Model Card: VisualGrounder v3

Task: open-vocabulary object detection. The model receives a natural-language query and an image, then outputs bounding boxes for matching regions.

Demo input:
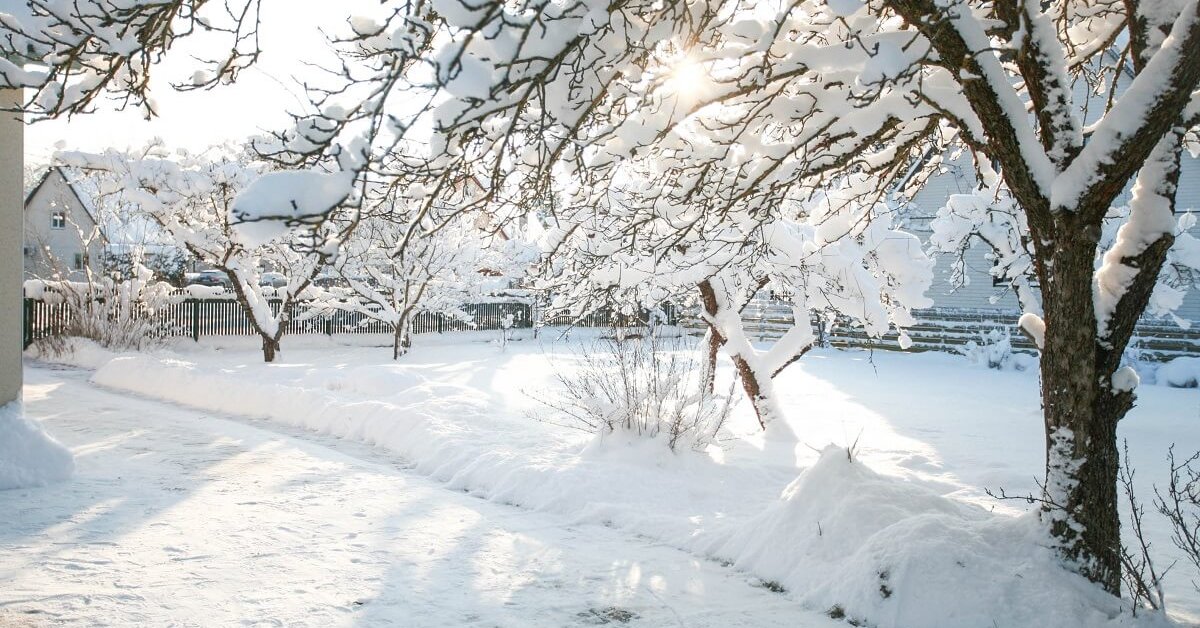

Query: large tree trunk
[1038,231,1119,592]
[1040,231,1172,595]
[1037,136,1181,594]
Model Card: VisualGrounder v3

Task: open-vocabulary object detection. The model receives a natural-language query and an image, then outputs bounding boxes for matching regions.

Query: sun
[664,56,709,100]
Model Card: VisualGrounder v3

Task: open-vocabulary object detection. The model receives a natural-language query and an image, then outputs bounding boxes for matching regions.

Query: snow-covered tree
[535,178,933,429]
[61,144,354,362]
[312,206,527,359]
[851,0,1200,593]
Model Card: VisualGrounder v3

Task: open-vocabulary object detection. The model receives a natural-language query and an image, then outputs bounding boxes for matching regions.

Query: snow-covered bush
[26,262,177,354]
[1155,357,1200,388]
[532,331,733,452]
[959,328,1036,371]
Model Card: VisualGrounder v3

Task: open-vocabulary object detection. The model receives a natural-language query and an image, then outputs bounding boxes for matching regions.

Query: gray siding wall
[24,168,104,281]
[907,155,1200,325]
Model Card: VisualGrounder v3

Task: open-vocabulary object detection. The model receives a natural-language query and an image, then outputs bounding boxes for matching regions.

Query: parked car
[313,275,349,289]
[186,269,232,290]
[259,272,288,288]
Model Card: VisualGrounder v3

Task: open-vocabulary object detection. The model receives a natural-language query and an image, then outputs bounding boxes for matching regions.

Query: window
[50,211,66,230]
[73,253,84,270]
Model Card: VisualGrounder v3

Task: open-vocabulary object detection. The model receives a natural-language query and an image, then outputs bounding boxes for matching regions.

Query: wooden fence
[22,297,679,349]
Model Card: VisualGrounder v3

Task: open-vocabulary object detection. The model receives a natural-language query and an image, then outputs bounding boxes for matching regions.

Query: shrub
[960,328,1036,371]
[532,328,733,451]
[28,263,177,354]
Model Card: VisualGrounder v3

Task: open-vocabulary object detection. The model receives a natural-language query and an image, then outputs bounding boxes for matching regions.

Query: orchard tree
[312,207,529,359]
[848,0,1200,592]
[61,144,355,361]
[536,180,933,429]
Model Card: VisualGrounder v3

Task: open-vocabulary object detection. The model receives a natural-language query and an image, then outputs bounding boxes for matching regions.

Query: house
[902,154,1200,327]
[23,166,106,281]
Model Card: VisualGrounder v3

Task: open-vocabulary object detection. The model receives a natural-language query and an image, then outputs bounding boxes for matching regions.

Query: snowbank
[1156,356,1200,388]
[24,337,121,370]
[708,446,1132,628]
[88,352,1170,628]
[0,401,74,490]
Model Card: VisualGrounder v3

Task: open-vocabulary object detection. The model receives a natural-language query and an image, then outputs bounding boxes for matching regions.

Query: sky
[18,1,362,166]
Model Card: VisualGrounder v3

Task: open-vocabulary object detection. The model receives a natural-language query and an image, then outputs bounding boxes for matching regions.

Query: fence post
[325,315,333,336]
[191,300,201,342]
[22,298,32,349]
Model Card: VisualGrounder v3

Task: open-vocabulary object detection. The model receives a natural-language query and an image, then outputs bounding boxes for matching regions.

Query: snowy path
[0,365,834,628]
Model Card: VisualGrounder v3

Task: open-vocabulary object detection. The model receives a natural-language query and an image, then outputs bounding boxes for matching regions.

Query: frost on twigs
[0,0,264,118]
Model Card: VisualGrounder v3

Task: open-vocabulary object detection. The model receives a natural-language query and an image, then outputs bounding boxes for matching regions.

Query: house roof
[24,166,102,230]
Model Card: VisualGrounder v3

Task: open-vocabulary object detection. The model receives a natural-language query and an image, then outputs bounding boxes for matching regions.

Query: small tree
[312,209,524,359]
[62,145,354,362]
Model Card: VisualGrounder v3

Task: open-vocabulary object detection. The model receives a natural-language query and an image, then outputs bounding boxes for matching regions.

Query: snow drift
[90,353,1173,628]
[0,401,74,490]
[707,446,1137,628]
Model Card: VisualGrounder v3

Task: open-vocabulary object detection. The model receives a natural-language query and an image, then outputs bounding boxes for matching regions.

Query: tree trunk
[697,279,775,428]
[261,334,280,363]
[702,327,721,393]
[730,353,774,429]
[393,311,413,360]
[1038,230,1119,593]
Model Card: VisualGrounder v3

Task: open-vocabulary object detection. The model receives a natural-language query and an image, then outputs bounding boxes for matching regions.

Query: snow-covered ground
[11,330,1200,627]
[2,363,837,627]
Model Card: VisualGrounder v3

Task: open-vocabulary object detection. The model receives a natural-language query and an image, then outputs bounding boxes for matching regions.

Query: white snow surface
[4,364,830,627]
[0,399,73,491]
[36,331,1194,627]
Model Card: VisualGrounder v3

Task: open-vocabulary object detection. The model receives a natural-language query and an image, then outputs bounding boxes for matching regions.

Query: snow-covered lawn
[2,363,833,627]
[12,330,1200,627]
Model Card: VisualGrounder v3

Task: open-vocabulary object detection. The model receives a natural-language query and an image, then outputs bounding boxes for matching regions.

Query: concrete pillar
[0,87,22,406]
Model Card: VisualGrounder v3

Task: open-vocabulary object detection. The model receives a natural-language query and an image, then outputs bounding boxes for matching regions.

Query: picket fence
[25,293,1199,361]
[22,296,679,349]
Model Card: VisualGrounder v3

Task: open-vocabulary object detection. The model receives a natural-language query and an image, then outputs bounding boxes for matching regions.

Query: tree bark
[702,328,721,393]
[1037,229,1119,591]
[697,279,774,428]
[698,282,723,394]
[261,334,280,363]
